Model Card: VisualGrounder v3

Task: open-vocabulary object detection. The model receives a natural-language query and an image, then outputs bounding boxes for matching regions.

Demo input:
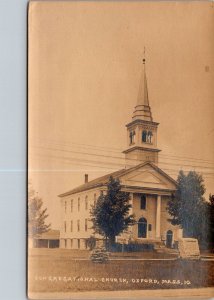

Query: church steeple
[123,54,161,168]
[132,56,153,122]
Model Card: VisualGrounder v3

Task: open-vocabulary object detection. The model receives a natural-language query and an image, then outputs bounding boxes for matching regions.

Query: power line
[30,152,214,178]
[30,144,214,171]
[30,153,122,171]
[30,137,214,165]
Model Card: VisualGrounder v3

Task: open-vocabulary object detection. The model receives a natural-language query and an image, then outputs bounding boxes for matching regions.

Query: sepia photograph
[28,1,214,298]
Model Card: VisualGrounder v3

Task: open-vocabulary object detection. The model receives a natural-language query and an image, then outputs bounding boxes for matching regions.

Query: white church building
[58,58,183,250]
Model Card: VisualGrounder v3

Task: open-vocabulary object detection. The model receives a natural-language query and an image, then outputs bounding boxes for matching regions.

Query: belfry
[123,58,161,167]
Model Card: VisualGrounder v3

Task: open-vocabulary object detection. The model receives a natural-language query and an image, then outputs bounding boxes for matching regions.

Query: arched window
[147,131,153,143]
[142,130,147,142]
[166,230,173,248]
[138,217,147,238]
[140,195,147,210]
[129,131,136,144]
[133,131,135,142]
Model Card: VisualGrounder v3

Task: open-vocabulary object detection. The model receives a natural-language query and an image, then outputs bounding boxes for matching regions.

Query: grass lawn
[28,249,214,293]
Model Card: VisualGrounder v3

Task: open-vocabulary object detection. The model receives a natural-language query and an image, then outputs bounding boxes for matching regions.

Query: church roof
[58,162,177,197]
[58,169,126,197]
[132,58,153,122]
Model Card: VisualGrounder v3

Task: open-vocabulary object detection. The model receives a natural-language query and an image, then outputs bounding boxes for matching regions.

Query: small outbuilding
[33,230,60,248]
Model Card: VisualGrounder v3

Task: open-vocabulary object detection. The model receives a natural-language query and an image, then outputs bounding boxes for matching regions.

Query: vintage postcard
[28,1,214,298]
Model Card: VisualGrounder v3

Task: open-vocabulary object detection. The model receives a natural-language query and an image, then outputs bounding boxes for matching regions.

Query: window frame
[78,198,80,211]
[85,196,88,210]
[94,193,97,206]
[64,201,67,214]
[85,219,88,232]
[70,199,73,212]
[77,219,80,232]
[140,194,147,210]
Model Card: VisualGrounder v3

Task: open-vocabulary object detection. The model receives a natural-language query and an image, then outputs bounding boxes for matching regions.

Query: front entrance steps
[154,240,179,255]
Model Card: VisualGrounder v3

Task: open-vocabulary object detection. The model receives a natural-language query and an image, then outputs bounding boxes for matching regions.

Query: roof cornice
[123,146,161,154]
[58,183,105,198]
[126,119,159,128]
[58,162,177,198]
[120,184,176,194]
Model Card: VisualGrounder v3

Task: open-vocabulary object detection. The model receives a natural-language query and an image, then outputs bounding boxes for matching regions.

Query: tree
[90,176,135,245]
[207,194,214,248]
[28,183,51,238]
[167,170,208,245]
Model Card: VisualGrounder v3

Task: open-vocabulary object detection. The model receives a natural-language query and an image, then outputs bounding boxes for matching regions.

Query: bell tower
[123,55,161,168]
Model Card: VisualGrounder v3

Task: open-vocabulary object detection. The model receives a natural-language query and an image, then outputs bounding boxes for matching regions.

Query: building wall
[130,194,180,244]
[125,149,158,167]
[60,188,101,249]
[160,196,181,243]
[132,193,157,239]
[59,190,180,249]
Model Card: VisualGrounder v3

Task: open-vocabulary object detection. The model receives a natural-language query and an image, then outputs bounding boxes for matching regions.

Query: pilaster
[156,195,161,238]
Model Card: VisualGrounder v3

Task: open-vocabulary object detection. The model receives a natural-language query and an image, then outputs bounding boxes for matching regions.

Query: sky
[28,1,214,229]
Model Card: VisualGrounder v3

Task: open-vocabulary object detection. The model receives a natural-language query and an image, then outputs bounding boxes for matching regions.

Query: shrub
[86,236,96,250]
[90,247,109,263]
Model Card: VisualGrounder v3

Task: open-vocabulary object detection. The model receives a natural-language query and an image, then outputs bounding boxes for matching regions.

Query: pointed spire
[132,50,153,122]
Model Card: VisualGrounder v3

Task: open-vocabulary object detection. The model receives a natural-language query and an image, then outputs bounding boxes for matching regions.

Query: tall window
[85,219,88,232]
[142,130,153,143]
[138,217,147,238]
[64,201,67,213]
[70,199,73,212]
[94,193,97,206]
[70,220,73,232]
[77,220,80,232]
[142,130,147,142]
[78,198,80,211]
[85,196,88,210]
[64,221,66,232]
[140,195,147,210]
[129,130,135,144]
[147,131,153,143]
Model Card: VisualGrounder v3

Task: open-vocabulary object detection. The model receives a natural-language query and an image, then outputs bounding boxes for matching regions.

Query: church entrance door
[138,217,147,238]
[166,230,173,248]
